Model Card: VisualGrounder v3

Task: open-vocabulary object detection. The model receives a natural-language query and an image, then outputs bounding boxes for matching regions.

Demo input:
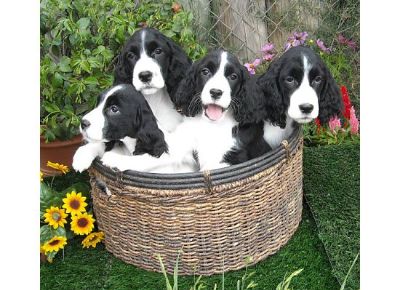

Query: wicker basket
[88,127,303,276]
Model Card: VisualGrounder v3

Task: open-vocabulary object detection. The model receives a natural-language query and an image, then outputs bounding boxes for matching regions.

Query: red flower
[341,85,352,120]
[315,118,321,134]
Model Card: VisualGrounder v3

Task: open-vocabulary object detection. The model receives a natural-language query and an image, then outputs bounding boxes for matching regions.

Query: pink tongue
[205,105,223,121]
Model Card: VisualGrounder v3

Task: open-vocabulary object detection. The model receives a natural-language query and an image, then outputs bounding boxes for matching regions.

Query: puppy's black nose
[299,103,314,114]
[138,71,152,83]
[210,89,223,100]
[81,119,90,130]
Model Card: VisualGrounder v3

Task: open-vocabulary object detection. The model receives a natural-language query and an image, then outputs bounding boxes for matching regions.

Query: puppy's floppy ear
[257,58,288,128]
[113,51,132,85]
[173,64,200,117]
[318,65,343,124]
[234,67,267,124]
[133,105,168,157]
[164,36,192,103]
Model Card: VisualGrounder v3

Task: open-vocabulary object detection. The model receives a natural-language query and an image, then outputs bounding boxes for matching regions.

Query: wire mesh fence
[180,0,359,62]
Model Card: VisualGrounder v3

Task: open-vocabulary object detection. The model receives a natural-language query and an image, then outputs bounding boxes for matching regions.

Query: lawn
[41,143,359,290]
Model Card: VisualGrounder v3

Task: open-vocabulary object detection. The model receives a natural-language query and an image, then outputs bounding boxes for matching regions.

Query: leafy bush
[40,0,207,142]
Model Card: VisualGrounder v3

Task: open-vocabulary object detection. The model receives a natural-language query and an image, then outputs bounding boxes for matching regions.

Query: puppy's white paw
[72,147,95,172]
[101,151,131,171]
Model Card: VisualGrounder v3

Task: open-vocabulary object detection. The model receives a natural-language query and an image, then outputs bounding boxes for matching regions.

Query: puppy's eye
[201,68,210,76]
[229,73,238,80]
[285,76,295,83]
[313,76,322,84]
[127,52,136,59]
[109,105,119,114]
[154,48,162,55]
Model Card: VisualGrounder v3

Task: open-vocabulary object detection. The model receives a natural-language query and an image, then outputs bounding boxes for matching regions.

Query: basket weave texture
[88,129,303,276]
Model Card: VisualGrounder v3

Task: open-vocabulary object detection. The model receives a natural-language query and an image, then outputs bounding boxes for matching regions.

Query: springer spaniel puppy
[258,45,343,149]
[101,50,265,173]
[72,84,168,172]
[114,28,192,133]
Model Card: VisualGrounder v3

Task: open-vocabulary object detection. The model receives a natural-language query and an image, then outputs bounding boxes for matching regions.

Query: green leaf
[40,224,67,244]
[59,56,72,72]
[77,17,90,31]
[53,226,67,238]
[43,130,56,142]
[171,21,182,33]
[43,102,59,113]
[80,60,91,73]
[40,183,63,217]
[60,182,91,197]
[40,225,53,243]
[83,76,99,85]
[163,30,175,38]
[93,45,105,54]
[51,72,64,88]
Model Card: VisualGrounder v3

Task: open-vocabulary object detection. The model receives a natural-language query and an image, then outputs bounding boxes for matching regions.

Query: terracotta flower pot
[40,134,83,176]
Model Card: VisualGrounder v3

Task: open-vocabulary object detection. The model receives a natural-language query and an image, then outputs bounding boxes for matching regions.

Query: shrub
[40,0,207,142]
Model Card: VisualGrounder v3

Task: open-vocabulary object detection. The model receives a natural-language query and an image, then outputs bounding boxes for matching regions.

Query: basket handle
[280,140,291,162]
[93,177,113,201]
[203,170,213,194]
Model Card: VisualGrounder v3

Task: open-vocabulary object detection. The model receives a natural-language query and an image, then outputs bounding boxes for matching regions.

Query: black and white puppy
[72,84,168,172]
[258,45,343,148]
[101,50,263,173]
[114,28,192,133]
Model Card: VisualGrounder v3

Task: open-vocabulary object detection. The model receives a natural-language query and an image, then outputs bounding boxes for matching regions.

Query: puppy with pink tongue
[205,104,224,121]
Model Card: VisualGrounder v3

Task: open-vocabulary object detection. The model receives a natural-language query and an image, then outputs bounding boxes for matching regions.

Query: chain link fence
[180,0,359,61]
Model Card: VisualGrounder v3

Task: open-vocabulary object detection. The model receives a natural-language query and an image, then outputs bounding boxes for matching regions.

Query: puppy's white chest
[194,115,238,168]
[263,118,293,149]
[144,89,183,133]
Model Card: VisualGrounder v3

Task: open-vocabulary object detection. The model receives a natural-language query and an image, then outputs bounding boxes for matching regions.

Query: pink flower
[338,34,357,51]
[261,43,275,61]
[244,58,261,75]
[261,43,274,53]
[328,116,341,133]
[349,106,359,134]
[285,31,308,51]
[316,39,332,53]
[263,53,275,62]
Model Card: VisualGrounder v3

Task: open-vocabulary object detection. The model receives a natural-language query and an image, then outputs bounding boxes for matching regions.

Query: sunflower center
[51,212,61,222]
[77,218,88,227]
[49,239,60,246]
[70,199,81,210]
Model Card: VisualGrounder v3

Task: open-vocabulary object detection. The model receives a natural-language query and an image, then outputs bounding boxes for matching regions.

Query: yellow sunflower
[62,191,87,215]
[82,231,105,249]
[71,212,95,235]
[46,161,70,174]
[43,206,68,229]
[40,171,44,182]
[42,236,67,253]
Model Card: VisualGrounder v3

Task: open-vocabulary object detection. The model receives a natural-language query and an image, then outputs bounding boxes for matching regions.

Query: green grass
[304,144,360,289]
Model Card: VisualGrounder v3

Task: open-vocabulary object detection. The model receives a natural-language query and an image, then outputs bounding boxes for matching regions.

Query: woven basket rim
[91,126,301,189]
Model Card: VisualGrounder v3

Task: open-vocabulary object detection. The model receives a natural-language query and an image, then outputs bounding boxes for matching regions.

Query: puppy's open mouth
[204,104,226,121]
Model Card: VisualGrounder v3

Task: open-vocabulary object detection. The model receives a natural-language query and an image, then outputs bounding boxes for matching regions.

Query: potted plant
[40,0,207,175]
[40,0,116,175]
